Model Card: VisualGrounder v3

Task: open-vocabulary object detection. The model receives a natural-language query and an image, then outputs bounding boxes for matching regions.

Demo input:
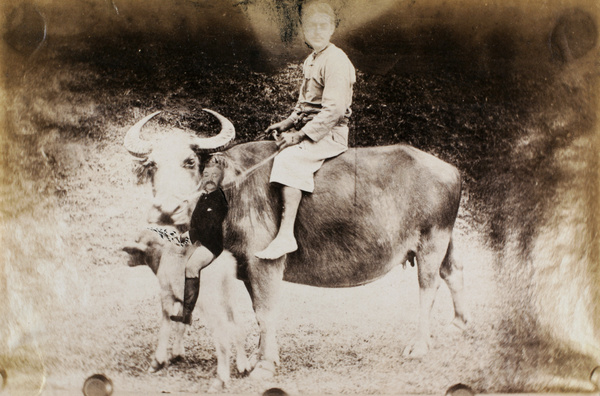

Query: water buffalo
[123,228,251,391]
[124,109,470,380]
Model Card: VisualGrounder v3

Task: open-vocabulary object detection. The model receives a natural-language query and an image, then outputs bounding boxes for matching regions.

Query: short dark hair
[300,1,336,26]
[204,155,225,171]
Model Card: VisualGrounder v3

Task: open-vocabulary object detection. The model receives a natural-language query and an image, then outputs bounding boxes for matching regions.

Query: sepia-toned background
[1,0,598,394]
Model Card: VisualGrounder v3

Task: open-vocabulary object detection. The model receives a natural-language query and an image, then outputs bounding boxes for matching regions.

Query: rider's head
[201,157,225,193]
[300,1,336,52]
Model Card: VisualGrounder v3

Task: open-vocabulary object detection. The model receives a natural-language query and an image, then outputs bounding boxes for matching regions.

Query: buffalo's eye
[183,157,196,169]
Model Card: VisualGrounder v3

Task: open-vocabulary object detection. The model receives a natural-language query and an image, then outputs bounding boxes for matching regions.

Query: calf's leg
[152,247,186,371]
[208,322,234,392]
[233,314,251,374]
[151,299,177,372]
[201,251,250,391]
[171,320,186,361]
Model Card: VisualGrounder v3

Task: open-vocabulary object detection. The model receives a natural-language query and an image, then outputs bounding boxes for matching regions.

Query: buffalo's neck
[223,145,281,269]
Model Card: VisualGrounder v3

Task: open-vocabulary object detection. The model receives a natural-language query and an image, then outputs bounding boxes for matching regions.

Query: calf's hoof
[149,358,167,373]
[236,356,252,375]
[249,360,276,381]
[207,378,227,393]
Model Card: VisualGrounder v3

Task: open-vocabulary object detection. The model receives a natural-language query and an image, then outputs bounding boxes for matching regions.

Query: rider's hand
[276,131,306,150]
[179,231,190,245]
[265,119,294,138]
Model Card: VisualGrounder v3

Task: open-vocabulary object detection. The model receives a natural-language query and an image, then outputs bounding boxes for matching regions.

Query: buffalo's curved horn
[192,109,236,153]
[123,111,161,157]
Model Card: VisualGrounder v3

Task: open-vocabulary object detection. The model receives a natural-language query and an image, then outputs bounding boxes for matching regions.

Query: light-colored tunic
[270,43,356,192]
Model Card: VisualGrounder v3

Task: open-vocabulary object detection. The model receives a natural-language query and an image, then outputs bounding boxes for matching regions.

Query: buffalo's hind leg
[439,238,471,330]
[403,228,449,358]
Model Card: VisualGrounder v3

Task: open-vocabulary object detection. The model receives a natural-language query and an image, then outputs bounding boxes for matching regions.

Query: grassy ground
[1,1,599,394]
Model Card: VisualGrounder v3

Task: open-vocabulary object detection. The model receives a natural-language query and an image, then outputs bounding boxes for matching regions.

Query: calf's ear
[122,242,163,275]
[122,243,149,267]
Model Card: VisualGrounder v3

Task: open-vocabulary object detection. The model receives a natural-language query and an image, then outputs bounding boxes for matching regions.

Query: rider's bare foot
[255,237,298,260]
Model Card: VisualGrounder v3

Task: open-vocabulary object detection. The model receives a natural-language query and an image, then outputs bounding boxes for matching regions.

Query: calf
[123,229,250,391]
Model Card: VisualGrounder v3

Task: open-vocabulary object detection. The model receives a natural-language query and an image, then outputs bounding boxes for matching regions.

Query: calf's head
[124,109,235,227]
[122,229,165,274]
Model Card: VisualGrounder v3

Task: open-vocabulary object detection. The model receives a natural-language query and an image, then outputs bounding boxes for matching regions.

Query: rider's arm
[301,55,355,142]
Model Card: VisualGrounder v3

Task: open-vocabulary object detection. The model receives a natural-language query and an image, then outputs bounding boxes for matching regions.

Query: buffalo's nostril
[158,213,174,225]
[150,196,188,224]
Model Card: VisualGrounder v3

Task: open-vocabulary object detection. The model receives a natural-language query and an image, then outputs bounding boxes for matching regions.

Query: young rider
[256,1,356,260]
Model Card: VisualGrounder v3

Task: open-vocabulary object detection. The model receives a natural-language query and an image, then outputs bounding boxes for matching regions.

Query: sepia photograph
[1,0,599,395]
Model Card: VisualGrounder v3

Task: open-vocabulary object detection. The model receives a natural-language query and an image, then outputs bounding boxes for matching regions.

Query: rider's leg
[170,245,215,324]
[255,186,302,260]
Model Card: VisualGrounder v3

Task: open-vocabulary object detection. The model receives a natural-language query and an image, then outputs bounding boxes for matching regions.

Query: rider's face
[302,13,335,52]
[201,167,224,193]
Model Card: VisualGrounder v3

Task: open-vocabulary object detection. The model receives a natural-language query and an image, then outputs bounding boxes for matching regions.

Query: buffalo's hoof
[249,360,276,381]
[149,359,167,373]
[402,339,429,358]
[207,378,227,393]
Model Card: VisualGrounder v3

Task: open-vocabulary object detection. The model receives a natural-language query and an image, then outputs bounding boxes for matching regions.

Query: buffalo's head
[123,109,235,228]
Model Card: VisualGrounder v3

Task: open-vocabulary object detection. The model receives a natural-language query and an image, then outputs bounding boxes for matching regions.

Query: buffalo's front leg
[248,257,285,380]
